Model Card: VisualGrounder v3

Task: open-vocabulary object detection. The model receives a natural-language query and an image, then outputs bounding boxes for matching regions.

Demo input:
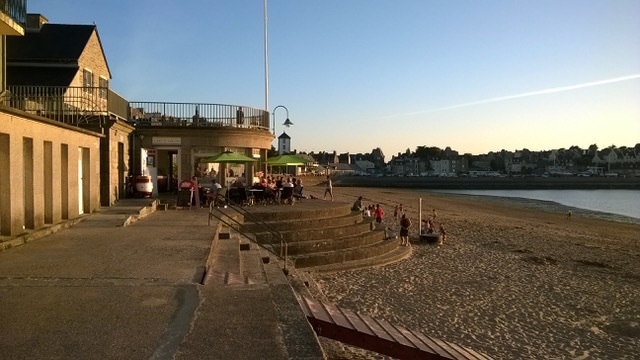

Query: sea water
[431,189,640,220]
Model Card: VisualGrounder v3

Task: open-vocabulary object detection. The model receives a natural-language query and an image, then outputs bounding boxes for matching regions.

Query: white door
[78,148,84,214]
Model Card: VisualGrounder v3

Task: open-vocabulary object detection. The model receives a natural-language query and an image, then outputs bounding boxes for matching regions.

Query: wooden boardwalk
[299,296,494,360]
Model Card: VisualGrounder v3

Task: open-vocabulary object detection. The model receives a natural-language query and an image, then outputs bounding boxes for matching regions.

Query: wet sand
[304,186,640,360]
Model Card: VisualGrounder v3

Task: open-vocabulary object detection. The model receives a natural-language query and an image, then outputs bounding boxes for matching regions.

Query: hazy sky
[30,0,639,156]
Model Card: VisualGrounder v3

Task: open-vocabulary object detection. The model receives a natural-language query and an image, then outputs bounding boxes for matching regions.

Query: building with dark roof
[1,6,106,237]
[1,8,273,237]
[8,17,111,87]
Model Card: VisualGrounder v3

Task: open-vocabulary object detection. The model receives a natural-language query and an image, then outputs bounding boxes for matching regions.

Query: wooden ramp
[299,296,494,360]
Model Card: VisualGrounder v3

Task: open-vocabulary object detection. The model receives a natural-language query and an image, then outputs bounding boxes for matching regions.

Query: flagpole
[263,0,269,112]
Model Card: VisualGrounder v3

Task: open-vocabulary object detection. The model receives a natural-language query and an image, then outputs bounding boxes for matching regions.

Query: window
[99,77,109,99]
[83,69,94,92]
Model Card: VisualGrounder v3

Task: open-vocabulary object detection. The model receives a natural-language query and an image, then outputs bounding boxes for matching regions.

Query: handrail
[128,101,270,130]
[208,201,289,274]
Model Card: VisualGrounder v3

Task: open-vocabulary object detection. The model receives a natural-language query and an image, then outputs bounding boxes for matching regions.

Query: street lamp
[272,105,292,135]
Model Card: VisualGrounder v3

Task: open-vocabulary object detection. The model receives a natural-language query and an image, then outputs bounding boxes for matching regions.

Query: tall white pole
[419,198,423,234]
[263,0,269,112]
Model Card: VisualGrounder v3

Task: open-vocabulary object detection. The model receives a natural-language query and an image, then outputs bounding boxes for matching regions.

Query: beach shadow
[521,255,557,265]
[574,259,611,269]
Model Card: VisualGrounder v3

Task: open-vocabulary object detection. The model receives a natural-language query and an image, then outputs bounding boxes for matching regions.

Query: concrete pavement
[0,199,324,359]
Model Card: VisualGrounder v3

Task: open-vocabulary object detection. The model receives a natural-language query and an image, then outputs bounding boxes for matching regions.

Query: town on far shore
[282,143,640,178]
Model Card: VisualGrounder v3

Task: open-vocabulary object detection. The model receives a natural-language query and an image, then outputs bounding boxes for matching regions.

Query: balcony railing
[0,0,27,25]
[4,86,270,131]
[6,85,129,125]
[129,102,270,130]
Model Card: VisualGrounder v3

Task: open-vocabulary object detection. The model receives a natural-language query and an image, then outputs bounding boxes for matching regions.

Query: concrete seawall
[334,175,640,190]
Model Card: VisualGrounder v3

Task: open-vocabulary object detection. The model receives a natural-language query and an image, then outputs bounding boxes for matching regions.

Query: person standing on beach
[439,224,446,245]
[323,175,333,201]
[393,204,399,221]
[432,208,438,220]
[374,204,384,224]
[400,214,411,246]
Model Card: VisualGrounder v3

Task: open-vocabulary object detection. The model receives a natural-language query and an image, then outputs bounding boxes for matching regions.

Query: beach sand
[302,186,640,360]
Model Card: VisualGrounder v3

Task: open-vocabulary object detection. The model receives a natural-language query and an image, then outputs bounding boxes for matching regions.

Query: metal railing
[0,0,27,25]
[129,102,270,130]
[208,200,289,274]
[6,85,129,124]
[5,86,271,131]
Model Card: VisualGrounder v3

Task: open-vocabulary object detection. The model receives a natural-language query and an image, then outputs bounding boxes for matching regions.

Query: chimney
[25,14,48,32]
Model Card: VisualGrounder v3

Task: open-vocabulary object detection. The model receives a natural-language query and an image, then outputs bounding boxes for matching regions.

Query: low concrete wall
[335,175,640,190]
[0,106,102,236]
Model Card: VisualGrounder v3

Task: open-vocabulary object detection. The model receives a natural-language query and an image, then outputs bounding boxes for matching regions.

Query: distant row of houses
[289,144,640,177]
[388,144,640,176]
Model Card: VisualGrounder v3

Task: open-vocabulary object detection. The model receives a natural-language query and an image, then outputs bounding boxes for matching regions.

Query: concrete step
[244,203,353,222]
[270,219,373,243]
[303,243,412,273]
[245,211,364,234]
[240,241,268,285]
[284,229,385,256]
[205,227,240,276]
[291,238,403,269]
[203,228,268,286]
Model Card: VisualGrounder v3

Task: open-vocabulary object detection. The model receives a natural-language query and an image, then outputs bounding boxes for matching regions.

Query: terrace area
[129,101,270,130]
[5,85,270,131]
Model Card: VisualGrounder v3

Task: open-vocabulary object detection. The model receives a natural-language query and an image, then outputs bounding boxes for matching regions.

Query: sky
[29,0,640,157]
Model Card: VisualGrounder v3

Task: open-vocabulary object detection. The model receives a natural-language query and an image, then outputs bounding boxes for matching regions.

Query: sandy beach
[302,185,640,360]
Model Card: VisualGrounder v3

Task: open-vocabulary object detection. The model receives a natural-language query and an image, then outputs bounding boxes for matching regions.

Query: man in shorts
[323,175,333,201]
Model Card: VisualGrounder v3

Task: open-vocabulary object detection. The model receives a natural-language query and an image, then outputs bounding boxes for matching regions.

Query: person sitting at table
[281,177,294,204]
[266,176,276,190]
[231,178,244,188]
[263,186,276,203]
[283,177,294,188]
[274,176,283,201]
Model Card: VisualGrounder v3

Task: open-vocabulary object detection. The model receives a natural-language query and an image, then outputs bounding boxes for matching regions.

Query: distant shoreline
[333,175,640,190]
[430,192,640,225]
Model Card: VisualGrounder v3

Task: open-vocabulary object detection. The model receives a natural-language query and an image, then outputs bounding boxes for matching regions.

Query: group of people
[352,198,447,246]
[251,175,304,204]
[358,203,385,224]
[421,208,446,245]
[352,200,408,244]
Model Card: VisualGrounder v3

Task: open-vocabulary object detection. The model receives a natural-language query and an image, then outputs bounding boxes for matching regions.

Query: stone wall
[0,106,102,236]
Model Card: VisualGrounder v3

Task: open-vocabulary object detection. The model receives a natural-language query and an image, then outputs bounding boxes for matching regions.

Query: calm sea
[431,189,640,220]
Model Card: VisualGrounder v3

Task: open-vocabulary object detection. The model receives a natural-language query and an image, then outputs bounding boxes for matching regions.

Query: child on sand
[438,224,446,245]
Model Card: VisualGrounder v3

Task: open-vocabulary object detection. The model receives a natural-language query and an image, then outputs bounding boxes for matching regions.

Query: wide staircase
[205,201,494,359]
[192,222,325,360]
[238,201,411,272]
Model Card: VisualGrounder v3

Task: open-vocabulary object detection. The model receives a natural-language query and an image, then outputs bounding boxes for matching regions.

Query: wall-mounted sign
[152,137,181,145]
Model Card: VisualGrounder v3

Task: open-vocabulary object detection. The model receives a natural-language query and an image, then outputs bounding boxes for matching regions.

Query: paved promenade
[0,199,324,360]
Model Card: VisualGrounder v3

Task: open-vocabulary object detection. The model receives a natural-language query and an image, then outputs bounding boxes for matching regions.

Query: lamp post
[272,105,292,136]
